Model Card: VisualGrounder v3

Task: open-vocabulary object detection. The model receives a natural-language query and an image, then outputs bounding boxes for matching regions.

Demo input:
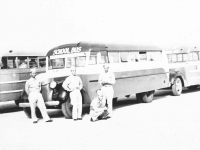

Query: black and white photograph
[0,0,200,150]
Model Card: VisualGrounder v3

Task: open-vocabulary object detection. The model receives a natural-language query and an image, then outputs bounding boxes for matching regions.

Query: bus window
[38,57,46,68]
[76,56,86,67]
[129,52,138,62]
[7,57,17,69]
[177,54,183,62]
[167,54,172,63]
[89,56,97,65]
[120,52,128,63]
[172,54,177,62]
[193,52,198,61]
[50,58,65,69]
[183,54,188,62]
[189,52,198,61]
[29,56,38,68]
[109,52,119,63]
[18,57,28,68]
[139,52,147,61]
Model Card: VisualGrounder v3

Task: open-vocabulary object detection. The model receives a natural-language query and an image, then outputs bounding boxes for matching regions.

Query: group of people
[25,63,115,123]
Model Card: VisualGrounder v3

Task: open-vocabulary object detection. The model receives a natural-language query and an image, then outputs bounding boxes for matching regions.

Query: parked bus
[19,42,172,118]
[0,50,46,105]
[166,46,200,95]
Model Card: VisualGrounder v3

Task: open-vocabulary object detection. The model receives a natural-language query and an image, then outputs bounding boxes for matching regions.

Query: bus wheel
[23,107,42,119]
[136,91,154,103]
[172,77,182,96]
[61,97,72,119]
[141,90,155,103]
[187,85,199,90]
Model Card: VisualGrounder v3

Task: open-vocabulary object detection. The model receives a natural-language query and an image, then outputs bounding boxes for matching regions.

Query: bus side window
[18,57,28,68]
[193,52,198,61]
[38,57,46,68]
[139,52,147,61]
[177,54,183,62]
[120,52,128,63]
[129,52,138,62]
[183,54,188,62]
[29,57,38,68]
[89,55,97,65]
[172,54,177,62]
[7,57,17,69]
[167,54,172,63]
[147,52,154,61]
[108,52,119,63]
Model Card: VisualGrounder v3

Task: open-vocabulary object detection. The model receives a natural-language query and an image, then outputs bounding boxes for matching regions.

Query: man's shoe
[46,119,53,122]
[90,118,96,122]
[78,118,82,120]
[33,121,38,123]
[74,119,78,121]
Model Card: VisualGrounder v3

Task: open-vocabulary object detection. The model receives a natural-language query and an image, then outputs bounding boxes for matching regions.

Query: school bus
[0,50,46,105]
[166,46,200,95]
[18,42,172,118]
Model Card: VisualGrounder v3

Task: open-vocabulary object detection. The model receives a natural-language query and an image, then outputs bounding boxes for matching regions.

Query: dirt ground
[0,88,200,150]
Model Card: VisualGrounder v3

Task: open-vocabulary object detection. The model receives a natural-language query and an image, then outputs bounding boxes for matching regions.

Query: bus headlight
[50,81,57,89]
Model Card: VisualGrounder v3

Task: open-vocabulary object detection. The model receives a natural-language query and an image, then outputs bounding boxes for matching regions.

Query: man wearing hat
[25,68,52,123]
[90,89,108,122]
[62,66,83,121]
[98,63,116,118]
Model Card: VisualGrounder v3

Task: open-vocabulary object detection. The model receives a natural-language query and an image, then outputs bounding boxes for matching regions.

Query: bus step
[19,101,60,107]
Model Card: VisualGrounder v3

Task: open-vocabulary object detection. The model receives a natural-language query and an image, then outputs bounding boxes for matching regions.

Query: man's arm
[79,77,83,90]
[62,78,71,91]
[25,81,30,95]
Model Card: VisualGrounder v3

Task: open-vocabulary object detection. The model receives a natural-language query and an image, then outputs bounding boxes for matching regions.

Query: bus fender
[170,75,185,87]
[20,89,28,102]
[57,88,69,102]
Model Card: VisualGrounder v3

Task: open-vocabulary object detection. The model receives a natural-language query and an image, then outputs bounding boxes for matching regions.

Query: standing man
[62,66,83,121]
[98,63,116,118]
[25,68,52,123]
[90,89,108,122]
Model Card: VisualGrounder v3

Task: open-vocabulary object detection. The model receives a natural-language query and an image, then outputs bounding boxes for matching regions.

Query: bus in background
[0,50,46,105]
[166,46,200,95]
[19,42,171,119]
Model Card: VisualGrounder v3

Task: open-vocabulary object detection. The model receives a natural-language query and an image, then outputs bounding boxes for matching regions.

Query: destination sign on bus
[53,47,82,55]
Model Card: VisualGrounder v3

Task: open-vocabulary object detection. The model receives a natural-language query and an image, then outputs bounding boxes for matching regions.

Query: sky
[0,0,200,55]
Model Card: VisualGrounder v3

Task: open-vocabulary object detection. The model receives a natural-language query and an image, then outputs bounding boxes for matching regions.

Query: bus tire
[172,77,182,96]
[136,91,154,103]
[61,97,72,119]
[142,91,155,103]
[187,85,199,90]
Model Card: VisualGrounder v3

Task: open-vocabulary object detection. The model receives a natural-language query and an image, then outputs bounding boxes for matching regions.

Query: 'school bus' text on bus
[19,42,172,119]
[0,50,46,104]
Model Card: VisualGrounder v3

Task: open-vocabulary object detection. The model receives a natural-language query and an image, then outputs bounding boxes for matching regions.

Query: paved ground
[0,88,200,150]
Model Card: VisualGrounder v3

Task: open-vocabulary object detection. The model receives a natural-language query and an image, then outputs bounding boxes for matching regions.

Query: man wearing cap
[25,68,52,123]
[98,63,116,118]
[62,66,83,121]
[90,89,108,122]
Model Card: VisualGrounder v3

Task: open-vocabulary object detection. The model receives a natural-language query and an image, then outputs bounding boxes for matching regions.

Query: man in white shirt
[98,63,116,118]
[62,66,83,121]
[25,68,52,123]
[90,89,108,122]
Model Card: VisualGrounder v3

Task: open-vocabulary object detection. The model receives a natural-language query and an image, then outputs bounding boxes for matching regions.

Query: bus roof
[46,42,162,56]
[0,49,46,57]
[166,46,200,54]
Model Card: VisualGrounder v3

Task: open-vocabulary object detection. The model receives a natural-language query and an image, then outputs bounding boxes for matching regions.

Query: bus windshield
[49,56,86,70]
